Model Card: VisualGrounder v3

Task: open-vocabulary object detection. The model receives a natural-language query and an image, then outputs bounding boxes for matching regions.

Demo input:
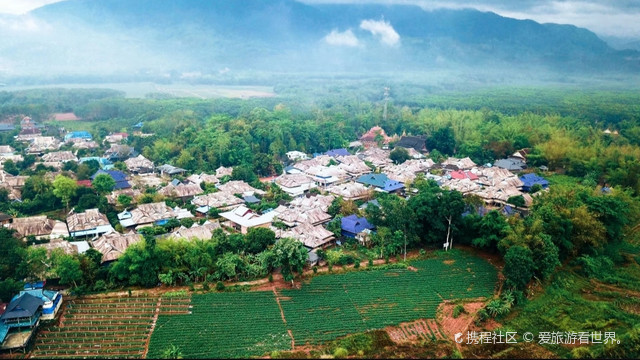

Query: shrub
[333,347,348,359]
[216,281,225,291]
[354,261,360,269]
[93,280,107,292]
[268,274,274,283]
[368,258,374,267]
[475,308,488,326]
[453,304,465,318]
[419,249,426,257]
[312,266,318,274]
[202,281,210,291]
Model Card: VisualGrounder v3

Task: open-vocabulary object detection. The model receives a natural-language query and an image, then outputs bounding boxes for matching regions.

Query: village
[0,115,550,352]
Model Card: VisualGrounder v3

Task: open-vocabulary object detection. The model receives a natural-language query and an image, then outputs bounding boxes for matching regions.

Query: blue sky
[1,0,639,38]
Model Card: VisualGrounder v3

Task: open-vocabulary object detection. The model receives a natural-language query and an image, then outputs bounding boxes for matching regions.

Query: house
[63,131,92,142]
[192,192,244,215]
[341,214,375,239]
[219,206,277,234]
[92,231,143,263]
[0,145,14,155]
[449,170,479,181]
[124,155,154,174]
[358,147,392,169]
[66,209,114,239]
[273,206,332,227]
[79,157,113,170]
[359,199,380,211]
[520,173,549,192]
[307,249,319,266]
[118,202,176,228]
[0,154,24,170]
[325,148,350,158]
[185,173,219,186]
[0,123,15,132]
[327,182,371,201]
[509,149,530,163]
[104,144,136,161]
[17,116,42,139]
[104,132,129,144]
[335,155,372,177]
[33,238,90,256]
[441,157,477,171]
[395,135,426,152]
[6,216,69,240]
[275,222,335,250]
[289,194,335,212]
[157,164,187,178]
[168,221,221,241]
[348,141,363,148]
[292,155,332,172]
[275,173,317,197]
[106,188,142,205]
[360,126,392,148]
[304,165,349,187]
[494,158,527,172]
[41,151,77,163]
[0,293,43,350]
[91,169,131,190]
[243,195,261,204]
[40,151,78,169]
[356,173,405,193]
[215,166,233,178]
[159,183,204,201]
[286,151,309,162]
[0,213,12,225]
[383,159,434,184]
[17,284,62,321]
[70,139,99,150]
[217,180,265,196]
[26,136,60,154]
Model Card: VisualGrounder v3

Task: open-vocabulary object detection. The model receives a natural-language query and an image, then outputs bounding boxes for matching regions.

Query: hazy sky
[0,0,638,38]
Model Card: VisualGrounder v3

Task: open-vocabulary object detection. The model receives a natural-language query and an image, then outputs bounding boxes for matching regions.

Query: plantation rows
[30,295,190,359]
[147,251,497,358]
[147,292,291,359]
[278,251,497,345]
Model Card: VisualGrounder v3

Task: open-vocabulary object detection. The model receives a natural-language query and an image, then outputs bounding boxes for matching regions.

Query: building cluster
[1,117,552,312]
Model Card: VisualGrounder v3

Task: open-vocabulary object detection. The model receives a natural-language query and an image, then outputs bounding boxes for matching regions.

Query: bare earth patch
[437,301,485,339]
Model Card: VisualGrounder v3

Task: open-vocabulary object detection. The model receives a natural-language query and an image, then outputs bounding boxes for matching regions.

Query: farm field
[29,294,191,359]
[147,250,497,358]
[146,292,291,359]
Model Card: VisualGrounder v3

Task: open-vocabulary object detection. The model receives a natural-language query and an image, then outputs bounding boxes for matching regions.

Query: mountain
[0,0,637,82]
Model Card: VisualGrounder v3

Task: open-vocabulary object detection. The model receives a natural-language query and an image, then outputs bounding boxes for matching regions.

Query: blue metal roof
[325,148,350,157]
[64,131,92,141]
[91,170,131,190]
[519,173,549,190]
[341,214,375,234]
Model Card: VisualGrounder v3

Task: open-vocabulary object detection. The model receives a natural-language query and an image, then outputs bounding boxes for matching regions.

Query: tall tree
[272,238,307,285]
[92,174,116,194]
[53,174,78,211]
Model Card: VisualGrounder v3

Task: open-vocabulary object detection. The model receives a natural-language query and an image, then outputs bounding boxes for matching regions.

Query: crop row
[148,292,291,359]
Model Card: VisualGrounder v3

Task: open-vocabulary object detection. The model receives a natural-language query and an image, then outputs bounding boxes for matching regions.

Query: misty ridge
[0,0,639,86]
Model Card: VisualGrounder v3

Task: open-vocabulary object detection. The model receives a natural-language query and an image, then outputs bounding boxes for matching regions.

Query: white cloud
[324,29,361,47]
[0,0,63,14]
[360,19,400,46]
